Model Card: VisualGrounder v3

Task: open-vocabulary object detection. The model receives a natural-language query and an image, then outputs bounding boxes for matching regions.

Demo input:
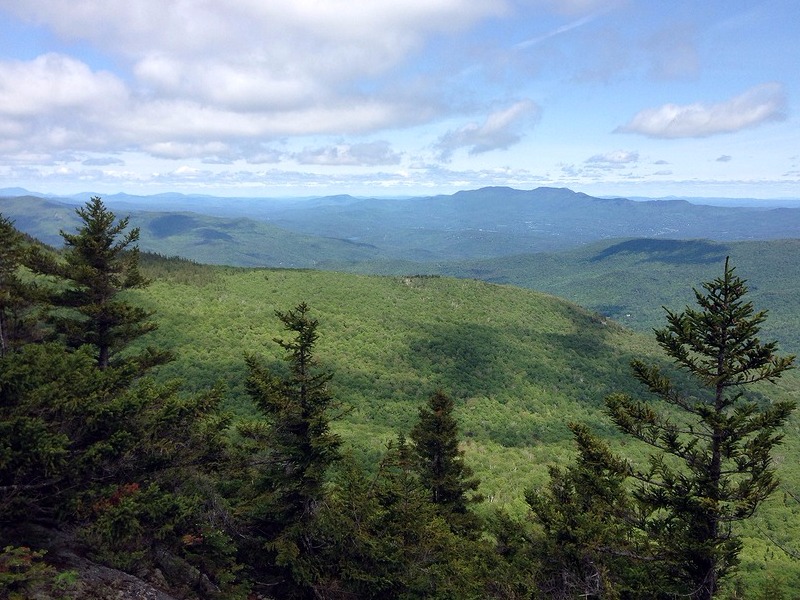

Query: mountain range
[3,186,800,352]
[3,186,800,263]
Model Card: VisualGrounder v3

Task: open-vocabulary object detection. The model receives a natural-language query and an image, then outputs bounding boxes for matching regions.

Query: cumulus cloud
[0,53,127,117]
[3,0,504,57]
[295,142,402,166]
[0,53,129,156]
[2,0,502,109]
[244,148,285,165]
[0,0,506,162]
[616,83,787,138]
[435,100,540,160]
[144,141,234,161]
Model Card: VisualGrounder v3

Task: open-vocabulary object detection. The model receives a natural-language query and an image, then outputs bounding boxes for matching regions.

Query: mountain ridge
[3,186,800,265]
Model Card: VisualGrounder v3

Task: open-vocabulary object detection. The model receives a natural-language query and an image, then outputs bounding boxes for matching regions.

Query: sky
[0,0,798,199]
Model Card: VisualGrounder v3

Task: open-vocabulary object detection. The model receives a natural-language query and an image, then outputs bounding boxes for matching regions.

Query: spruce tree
[31,197,164,369]
[410,390,481,535]
[527,423,663,599]
[605,258,795,599]
[0,215,41,355]
[237,302,341,597]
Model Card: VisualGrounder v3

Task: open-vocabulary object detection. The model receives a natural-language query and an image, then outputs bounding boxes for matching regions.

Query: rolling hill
[4,187,800,265]
[430,238,800,354]
[133,256,800,590]
[5,187,799,351]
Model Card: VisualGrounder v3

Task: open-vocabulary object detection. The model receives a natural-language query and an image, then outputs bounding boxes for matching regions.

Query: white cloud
[435,100,540,160]
[586,150,639,164]
[616,83,786,138]
[295,142,402,166]
[0,53,127,117]
[0,0,505,162]
[134,56,322,111]
[244,148,285,165]
[144,141,233,160]
[0,54,130,158]
[2,1,504,92]
[82,157,125,166]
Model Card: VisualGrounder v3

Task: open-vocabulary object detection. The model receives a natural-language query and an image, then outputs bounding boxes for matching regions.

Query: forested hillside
[4,191,800,357]
[2,200,800,599]
[135,254,800,597]
[430,238,800,354]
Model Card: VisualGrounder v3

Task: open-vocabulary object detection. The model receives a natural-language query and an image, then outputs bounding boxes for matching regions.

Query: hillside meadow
[135,255,800,591]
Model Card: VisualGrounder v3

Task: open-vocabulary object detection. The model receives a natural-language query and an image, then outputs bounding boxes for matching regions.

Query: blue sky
[0,0,797,198]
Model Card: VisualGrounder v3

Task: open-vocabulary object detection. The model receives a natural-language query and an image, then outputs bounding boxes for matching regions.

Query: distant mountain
[247,186,800,262]
[0,195,84,245]
[623,195,800,208]
[3,186,800,265]
[0,195,388,267]
[0,187,46,197]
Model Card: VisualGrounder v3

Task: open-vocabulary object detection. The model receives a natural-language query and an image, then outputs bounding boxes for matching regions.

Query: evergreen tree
[1,210,240,595]
[31,197,165,369]
[236,302,341,597]
[0,339,241,595]
[605,258,795,599]
[527,423,664,599]
[0,215,41,355]
[410,390,481,535]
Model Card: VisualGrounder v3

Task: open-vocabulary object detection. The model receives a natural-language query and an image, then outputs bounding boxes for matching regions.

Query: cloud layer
[0,0,506,161]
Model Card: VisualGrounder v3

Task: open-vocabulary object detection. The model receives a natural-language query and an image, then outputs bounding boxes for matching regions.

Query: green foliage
[310,441,489,599]
[30,197,168,369]
[1,216,243,596]
[527,423,665,599]
[0,214,43,355]
[410,390,482,535]
[7,210,800,597]
[439,238,800,355]
[235,303,342,597]
[605,259,796,599]
[0,545,78,599]
[0,343,122,521]
[128,255,800,590]
[137,265,645,453]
